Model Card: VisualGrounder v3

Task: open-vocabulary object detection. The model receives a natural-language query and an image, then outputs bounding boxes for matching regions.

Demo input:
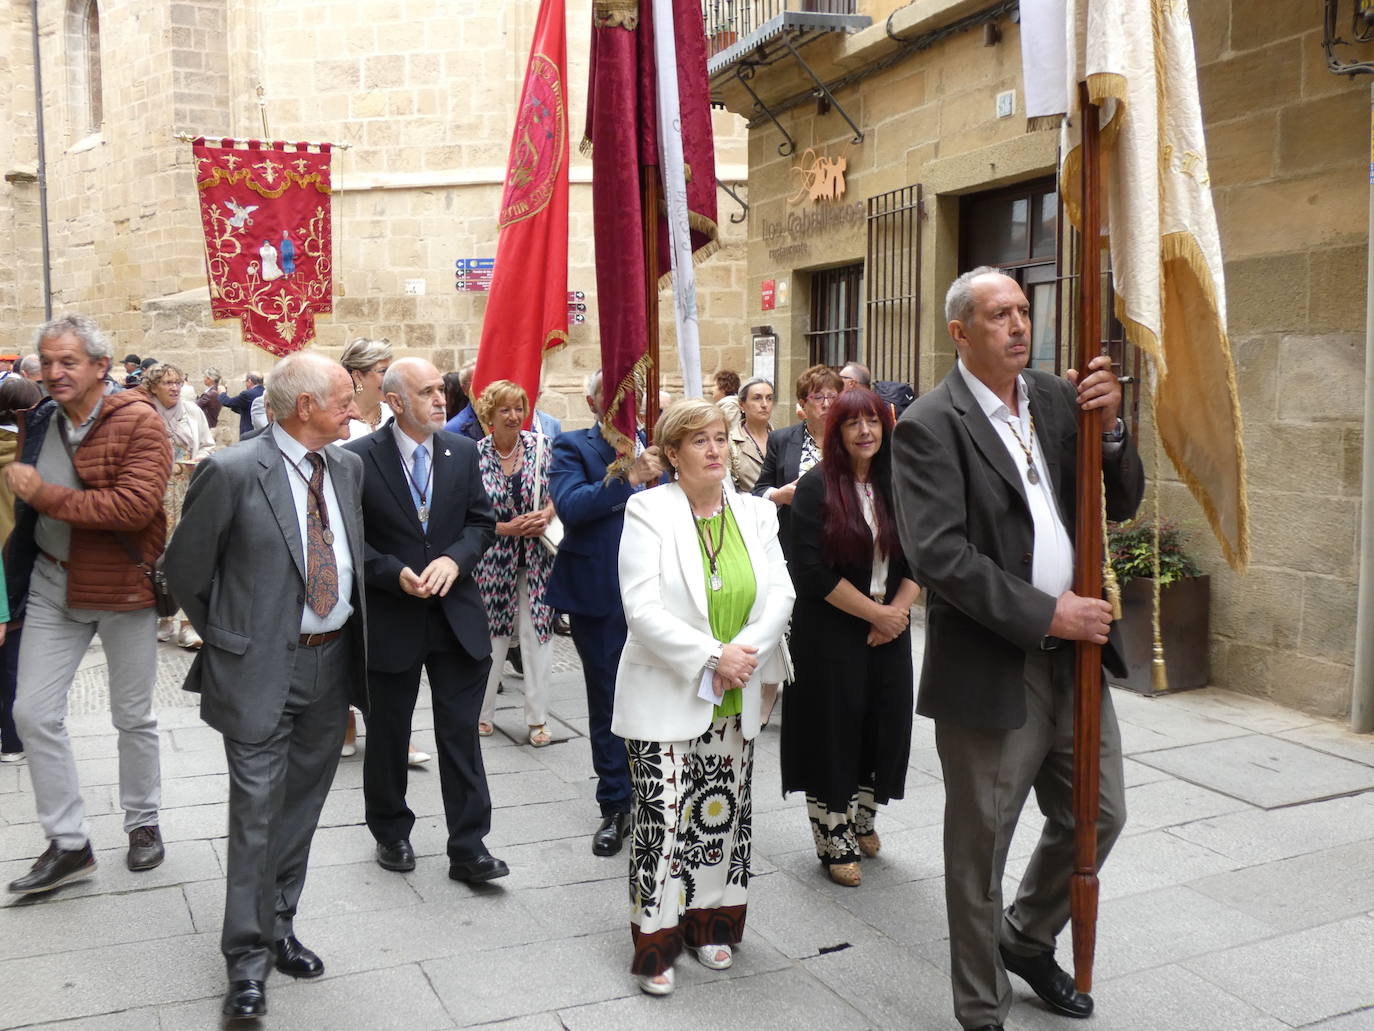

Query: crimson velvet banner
[472,0,570,422]
[193,138,333,356]
[586,0,718,470]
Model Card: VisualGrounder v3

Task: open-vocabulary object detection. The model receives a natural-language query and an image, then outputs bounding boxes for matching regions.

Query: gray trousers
[14,556,160,850]
[934,650,1126,1030]
[221,634,349,980]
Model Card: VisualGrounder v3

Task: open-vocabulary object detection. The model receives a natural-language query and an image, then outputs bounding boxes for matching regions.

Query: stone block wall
[0,0,750,431]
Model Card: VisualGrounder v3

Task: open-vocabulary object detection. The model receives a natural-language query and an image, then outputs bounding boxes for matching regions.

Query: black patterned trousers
[624,715,754,976]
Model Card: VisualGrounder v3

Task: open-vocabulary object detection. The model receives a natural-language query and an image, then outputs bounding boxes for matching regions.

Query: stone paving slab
[1307,1008,1374,1028]
[0,930,225,1028]
[555,965,872,1031]
[741,869,890,959]
[1277,719,1374,768]
[1091,885,1275,981]
[1133,734,1374,807]
[1190,840,1374,933]
[1003,964,1291,1031]
[153,961,457,1031]
[801,938,955,1030]
[1147,686,1323,734]
[1111,776,1254,837]
[12,1010,165,1031]
[1184,915,1374,1027]
[0,883,195,962]
[1165,793,1374,864]
[0,837,222,904]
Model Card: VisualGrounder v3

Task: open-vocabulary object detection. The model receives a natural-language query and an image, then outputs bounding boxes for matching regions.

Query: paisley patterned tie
[304,452,339,617]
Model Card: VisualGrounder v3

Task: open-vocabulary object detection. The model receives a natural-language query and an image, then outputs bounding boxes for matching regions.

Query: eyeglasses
[808,393,838,403]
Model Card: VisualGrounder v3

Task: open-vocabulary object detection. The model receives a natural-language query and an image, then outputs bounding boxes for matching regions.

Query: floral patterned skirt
[625,716,754,976]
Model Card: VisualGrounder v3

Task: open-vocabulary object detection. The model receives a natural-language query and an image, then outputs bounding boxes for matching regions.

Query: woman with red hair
[781,387,920,887]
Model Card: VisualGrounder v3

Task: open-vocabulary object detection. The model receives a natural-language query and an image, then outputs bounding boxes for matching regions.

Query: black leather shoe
[1000,945,1093,1018]
[127,825,165,871]
[222,979,266,1018]
[448,853,510,882]
[376,839,416,872]
[8,841,96,894]
[273,935,324,978]
[592,811,630,857]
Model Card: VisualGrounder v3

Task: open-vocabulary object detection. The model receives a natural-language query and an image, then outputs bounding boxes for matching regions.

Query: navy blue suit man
[546,370,664,856]
[343,359,507,884]
[221,372,265,437]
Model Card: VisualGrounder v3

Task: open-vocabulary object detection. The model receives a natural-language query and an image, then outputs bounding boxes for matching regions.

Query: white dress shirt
[272,424,355,633]
[957,360,1074,598]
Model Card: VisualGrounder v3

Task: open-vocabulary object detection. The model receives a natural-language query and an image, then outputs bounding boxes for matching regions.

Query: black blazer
[343,427,497,673]
[892,366,1144,731]
[751,420,807,557]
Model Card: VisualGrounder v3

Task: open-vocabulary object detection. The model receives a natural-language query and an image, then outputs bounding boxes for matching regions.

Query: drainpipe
[30,0,53,320]
[1352,81,1374,733]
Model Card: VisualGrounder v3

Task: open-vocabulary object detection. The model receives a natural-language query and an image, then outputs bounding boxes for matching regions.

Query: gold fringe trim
[1027,114,1064,133]
[1156,232,1251,573]
[654,213,723,291]
[1101,481,1122,620]
[196,167,331,199]
[579,136,594,158]
[593,0,638,29]
[1150,425,1168,692]
[543,328,569,351]
[598,351,653,483]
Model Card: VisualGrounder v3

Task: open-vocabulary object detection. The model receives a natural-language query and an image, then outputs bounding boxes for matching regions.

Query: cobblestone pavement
[4,628,1374,1030]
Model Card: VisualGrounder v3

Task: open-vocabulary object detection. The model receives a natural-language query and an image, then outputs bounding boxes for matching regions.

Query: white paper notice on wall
[404,279,426,295]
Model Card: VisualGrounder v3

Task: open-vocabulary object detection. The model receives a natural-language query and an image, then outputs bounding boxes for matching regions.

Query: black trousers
[363,607,494,861]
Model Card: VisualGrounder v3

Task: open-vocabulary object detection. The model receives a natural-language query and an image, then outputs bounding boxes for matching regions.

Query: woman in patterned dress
[143,364,215,649]
[781,387,919,887]
[473,380,557,746]
[613,399,794,996]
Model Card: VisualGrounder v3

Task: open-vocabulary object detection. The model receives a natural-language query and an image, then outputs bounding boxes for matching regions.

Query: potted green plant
[1106,517,1210,695]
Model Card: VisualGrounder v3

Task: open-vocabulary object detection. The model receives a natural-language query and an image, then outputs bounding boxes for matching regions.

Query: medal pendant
[322,528,334,545]
[418,505,429,523]
[710,573,722,591]
[1027,464,1040,485]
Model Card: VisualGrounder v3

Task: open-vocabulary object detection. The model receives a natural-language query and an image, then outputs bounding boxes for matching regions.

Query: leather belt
[1038,635,1070,652]
[299,630,343,647]
[39,549,68,571]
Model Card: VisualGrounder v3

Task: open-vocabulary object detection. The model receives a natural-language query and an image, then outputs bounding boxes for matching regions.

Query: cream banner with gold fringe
[1021,0,1250,573]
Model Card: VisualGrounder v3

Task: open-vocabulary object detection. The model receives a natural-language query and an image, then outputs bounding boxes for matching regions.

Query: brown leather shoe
[127,825,165,872]
[8,841,96,894]
[827,861,861,887]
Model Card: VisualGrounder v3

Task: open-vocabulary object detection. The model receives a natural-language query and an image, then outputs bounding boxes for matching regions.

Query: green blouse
[696,505,756,718]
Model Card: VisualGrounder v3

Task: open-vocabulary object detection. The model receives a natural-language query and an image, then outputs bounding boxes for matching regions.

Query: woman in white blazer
[612,399,795,997]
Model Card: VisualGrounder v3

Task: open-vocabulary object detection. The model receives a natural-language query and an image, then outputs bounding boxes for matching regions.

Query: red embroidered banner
[472,0,569,427]
[192,138,333,356]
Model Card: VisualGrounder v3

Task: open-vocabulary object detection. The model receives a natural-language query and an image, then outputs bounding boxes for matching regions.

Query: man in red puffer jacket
[4,313,171,896]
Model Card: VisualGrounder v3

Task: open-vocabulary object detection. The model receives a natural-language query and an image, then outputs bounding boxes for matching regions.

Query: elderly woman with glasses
[613,399,794,997]
[782,387,919,887]
[752,364,842,559]
[143,363,216,649]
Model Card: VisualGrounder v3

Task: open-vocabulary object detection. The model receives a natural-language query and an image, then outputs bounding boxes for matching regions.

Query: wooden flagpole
[1070,78,1105,995]
[642,166,662,444]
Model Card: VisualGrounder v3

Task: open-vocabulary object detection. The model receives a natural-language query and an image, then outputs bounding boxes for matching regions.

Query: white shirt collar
[957,359,1029,422]
[390,420,433,468]
[272,423,318,469]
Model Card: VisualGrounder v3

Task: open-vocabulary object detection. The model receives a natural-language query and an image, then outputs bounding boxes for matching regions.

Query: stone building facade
[0,0,751,431]
[711,0,1368,719]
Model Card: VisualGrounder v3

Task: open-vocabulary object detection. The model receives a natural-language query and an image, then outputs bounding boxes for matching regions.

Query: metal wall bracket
[716,179,749,224]
[781,37,864,144]
[735,64,796,156]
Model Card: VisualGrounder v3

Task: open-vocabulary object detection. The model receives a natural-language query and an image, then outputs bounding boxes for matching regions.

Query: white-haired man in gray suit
[167,350,368,1021]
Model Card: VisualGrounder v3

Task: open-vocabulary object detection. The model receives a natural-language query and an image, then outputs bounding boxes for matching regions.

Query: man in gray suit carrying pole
[166,351,368,1021]
[892,268,1143,1031]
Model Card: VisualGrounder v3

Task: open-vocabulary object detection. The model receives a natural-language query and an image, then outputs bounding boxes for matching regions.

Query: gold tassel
[1101,478,1122,620]
[1150,384,1169,694]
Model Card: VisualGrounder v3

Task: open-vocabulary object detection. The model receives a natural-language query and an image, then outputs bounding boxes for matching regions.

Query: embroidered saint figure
[280,231,296,276]
[259,239,283,281]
